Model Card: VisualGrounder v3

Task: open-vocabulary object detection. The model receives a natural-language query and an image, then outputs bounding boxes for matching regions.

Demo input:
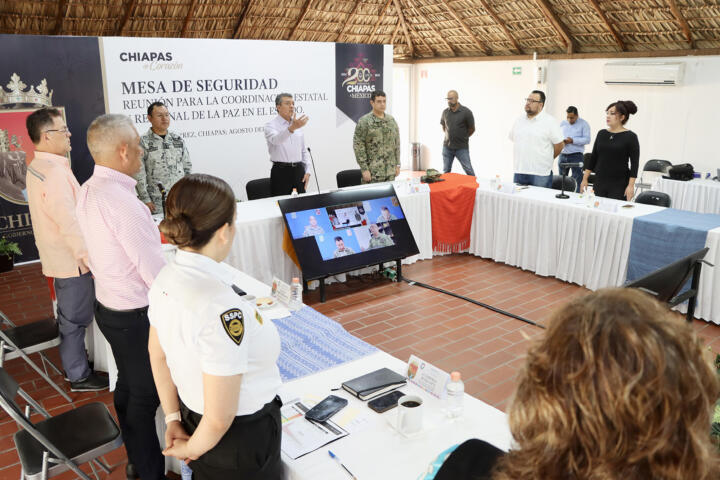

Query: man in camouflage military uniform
[353,91,400,184]
[367,223,394,249]
[333,237,355,258]
[134,101,192,213]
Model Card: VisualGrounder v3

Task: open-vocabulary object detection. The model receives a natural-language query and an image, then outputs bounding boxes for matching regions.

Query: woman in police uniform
[147,173,283,480]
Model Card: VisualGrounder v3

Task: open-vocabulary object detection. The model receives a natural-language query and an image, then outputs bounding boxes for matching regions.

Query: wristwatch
[165,411,181,424]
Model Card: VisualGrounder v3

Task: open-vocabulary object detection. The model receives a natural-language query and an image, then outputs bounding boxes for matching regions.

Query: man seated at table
[333,236,355,258]
[367,223,394,249]
[376,206,398,223]
[302,215,324,237]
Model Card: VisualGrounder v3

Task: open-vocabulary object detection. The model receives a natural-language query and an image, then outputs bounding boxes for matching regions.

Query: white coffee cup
[396,395,423,435]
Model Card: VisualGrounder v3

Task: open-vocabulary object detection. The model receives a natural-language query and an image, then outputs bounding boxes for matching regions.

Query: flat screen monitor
[278,184,419,280]
[624,247,708,303]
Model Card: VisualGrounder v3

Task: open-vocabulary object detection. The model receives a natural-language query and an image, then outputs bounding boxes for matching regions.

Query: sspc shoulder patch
[220,308,245,345]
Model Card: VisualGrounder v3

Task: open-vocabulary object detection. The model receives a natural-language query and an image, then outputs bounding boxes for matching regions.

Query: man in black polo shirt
[440,90,475,176]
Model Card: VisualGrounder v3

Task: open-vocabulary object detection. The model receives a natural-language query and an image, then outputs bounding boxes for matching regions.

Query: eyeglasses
[524,98,542,104]
[44,127,70,134]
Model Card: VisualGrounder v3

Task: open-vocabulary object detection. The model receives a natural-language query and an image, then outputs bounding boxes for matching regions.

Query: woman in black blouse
[580,100,639,201]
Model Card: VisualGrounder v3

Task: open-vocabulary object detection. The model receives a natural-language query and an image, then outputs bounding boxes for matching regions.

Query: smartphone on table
[304,395,348,423]
[367,390,405,413]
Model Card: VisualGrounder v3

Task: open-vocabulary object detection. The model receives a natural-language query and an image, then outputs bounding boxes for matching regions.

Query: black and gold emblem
[220,308,245,345]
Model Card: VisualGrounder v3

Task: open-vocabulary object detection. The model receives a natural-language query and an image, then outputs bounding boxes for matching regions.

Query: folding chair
[635,159,673,195]
[0,367,121,480]
[0,310,71,402]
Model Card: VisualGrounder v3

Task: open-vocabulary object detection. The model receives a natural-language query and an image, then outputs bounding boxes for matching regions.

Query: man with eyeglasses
[24,107,108,392]
[134,101,192,213]
[440,90,475,176]
[509,90,565,188]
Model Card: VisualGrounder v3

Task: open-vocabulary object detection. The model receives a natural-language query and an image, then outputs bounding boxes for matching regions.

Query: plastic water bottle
[586,186,595,207]
[445,371,464,418]
[288,277,303,310]
[291,188,299,197]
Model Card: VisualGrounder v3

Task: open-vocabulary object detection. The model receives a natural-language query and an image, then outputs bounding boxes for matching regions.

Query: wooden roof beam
[438,0,490,56]
[180,0,198,37]
[407,0,455,55]
[478,0,521,54]
[367,0,393,44]
[392,0,414,58]
[232,0,253,39]
[288,0,313,40]
[534,0,574,54]
[335,0,362,42]
[116,0,137,36]
[668,0,693,48]
[587,0,624,51]
[53,0,69,35]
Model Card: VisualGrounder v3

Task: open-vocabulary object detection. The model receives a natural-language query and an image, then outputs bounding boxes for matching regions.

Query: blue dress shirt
[560,118,591,155]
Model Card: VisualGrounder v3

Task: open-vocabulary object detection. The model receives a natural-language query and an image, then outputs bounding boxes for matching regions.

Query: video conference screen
[278,184,419,280]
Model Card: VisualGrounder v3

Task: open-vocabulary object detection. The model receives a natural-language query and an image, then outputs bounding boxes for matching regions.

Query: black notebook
[341,367,407,400]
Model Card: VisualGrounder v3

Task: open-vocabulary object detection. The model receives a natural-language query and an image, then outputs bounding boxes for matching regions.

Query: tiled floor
[1,254,719,479]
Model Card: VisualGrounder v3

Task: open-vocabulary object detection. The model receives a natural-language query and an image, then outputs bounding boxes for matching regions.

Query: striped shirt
[75,165,165,310]
[25,151,89,278]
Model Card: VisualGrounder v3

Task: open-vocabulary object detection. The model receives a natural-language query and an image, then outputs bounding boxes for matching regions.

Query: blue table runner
[272,306,377,382]
[626,209,720,292]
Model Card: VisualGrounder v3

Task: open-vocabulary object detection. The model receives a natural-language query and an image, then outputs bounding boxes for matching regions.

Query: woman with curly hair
[492,288,720,480]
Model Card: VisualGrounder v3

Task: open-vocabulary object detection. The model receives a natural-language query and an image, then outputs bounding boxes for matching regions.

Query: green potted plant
[0,237,22,273]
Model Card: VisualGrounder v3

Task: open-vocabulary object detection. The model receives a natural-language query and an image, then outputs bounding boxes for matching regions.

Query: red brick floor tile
[3,254,720,474]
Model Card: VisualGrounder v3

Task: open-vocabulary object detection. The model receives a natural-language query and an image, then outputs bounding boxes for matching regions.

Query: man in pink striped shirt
[76,114,167,480]
[24,108,108,392]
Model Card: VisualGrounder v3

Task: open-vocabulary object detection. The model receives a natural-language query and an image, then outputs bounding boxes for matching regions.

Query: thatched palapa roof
[2,0,720,61]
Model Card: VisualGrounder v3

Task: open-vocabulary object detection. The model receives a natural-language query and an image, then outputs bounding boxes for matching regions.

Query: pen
[328,450,357,479]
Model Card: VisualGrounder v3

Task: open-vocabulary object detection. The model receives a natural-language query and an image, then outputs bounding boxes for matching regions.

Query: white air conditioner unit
[603,62,684,86]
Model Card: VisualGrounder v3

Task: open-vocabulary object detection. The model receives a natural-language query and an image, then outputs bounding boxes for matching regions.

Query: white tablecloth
[279,351,511,480]
[227,188,433,286]
[652,178,720,214]
[468,181,720,324]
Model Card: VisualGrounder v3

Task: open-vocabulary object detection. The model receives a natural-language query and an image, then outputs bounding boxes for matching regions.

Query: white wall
[407,55,720,179]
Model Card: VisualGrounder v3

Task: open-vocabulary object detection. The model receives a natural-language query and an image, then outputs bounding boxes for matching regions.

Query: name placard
[497,182,516,194]
[406,354,451,399]
[273,277,292,306]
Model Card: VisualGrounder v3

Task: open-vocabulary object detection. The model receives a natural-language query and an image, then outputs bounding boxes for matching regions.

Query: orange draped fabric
[282,224,300,267]
[429,173,479,253]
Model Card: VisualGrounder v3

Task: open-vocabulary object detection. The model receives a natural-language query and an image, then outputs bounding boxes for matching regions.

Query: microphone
[157,183,167,216]
[306,147,322,194]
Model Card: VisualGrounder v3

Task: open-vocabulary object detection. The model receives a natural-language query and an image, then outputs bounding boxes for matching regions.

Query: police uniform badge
[220,308,245,345]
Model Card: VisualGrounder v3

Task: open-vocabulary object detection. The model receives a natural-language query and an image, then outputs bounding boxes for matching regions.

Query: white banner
[101,38,393,199]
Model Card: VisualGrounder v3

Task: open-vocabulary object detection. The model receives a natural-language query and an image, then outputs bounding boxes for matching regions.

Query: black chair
[0,367,121,480]
[245,178,273,200]
[636,159,673,195]
[336,169,362,188]
[635,190,671,207]
[0,310,71,403]
[644,159,673,173]
[551,175,576,193]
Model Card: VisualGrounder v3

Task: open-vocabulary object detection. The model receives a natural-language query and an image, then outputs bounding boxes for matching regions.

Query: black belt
[96,301,149,314]
[272,162,303,168]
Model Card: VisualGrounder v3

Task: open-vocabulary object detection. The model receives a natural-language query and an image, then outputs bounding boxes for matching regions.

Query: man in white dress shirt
[264,93,312,196]
[509,90,565,188]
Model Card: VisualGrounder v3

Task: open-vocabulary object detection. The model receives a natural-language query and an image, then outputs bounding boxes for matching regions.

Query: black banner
[335,43,384,124]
